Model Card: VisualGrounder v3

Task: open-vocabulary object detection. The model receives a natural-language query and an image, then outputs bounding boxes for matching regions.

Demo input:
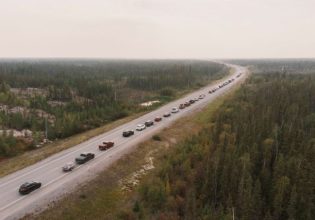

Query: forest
[228,58,315,74]
[128,62,315,219]
[0,59,227,157]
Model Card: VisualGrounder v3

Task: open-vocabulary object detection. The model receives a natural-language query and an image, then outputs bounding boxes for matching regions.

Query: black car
[145,120,154,127]
[163,112,171,117]
[123,130,134,137]
[19,181,42,195]
[75,152,95,164]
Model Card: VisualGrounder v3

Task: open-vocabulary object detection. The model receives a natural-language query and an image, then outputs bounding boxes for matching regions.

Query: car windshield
[21,182,30,187]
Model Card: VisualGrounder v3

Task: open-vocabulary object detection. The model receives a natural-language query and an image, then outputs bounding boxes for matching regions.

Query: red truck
[99,141,114,151]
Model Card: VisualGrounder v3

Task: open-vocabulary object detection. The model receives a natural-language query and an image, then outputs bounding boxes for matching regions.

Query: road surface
[0,63,247,220]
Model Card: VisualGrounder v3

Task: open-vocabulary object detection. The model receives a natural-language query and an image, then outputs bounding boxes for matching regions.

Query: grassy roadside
[22,70,249,220]
[0,67,232,178]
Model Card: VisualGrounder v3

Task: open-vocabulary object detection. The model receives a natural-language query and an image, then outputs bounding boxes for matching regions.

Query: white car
[136,124,146,131]
[62,162,75,172]
[171,107,179,113]
[199,94,205,99]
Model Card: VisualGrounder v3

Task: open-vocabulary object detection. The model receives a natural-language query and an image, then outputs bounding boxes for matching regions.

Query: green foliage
[152,135,162,141]
[0,59,226,158]
[160,88,175,97]
[133,72,315,220]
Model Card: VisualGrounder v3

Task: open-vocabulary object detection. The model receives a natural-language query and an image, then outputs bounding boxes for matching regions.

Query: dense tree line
[129,73,315,219]
[227,58,315,74]
[0,59,226,158]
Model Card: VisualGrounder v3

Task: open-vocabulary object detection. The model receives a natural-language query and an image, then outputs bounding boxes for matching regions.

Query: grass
[22,68,249,220]
[0,68,232,178]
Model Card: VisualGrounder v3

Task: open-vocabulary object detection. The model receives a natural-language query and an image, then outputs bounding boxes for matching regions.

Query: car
[154,116,162,122]
[99,141,114,151]
[62,162,75,172]
[123,130,134,137]
[163,112,171,117]
[194,97,199,102]
[184,101,191,107]
[19,181,42,195]
[179,104,185,109]
[189,99,195,104]
[136,124,146,131]
[145,120,154,127]
[171,107,179,113]
[75,152,95,164]
[199,94,205,99]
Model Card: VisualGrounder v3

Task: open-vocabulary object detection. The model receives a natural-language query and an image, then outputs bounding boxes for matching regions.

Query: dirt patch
[120,154,155,192]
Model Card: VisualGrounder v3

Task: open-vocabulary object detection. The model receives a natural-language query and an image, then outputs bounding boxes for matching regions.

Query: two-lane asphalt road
[0,63,247,220]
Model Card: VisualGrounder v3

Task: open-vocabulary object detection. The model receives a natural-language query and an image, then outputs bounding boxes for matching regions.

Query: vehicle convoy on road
[75,152,95,164]
[136,124,146,131]
[19,182,42,195]
[123,130,134,137]
[145,120,154,127]
[62,162,75,172]
[99,141,114,151]
[0,64,244,220]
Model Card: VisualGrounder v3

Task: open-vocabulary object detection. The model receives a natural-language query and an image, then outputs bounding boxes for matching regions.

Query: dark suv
[19,181,42,195]
[145,120,154,127]
[123,130,134,137]
[75,152,95,164]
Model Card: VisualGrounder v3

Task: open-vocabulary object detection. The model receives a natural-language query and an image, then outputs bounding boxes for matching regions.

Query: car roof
[21,182,31,187]
[22,181,37,186]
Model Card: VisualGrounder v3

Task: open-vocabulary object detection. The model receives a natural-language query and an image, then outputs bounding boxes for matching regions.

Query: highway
[0,63,247,220]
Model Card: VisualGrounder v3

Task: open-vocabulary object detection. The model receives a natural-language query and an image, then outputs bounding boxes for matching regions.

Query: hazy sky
[0,0,314,58]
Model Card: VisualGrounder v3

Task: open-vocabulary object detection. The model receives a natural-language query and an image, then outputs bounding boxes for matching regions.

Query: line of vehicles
[18,74,240,195]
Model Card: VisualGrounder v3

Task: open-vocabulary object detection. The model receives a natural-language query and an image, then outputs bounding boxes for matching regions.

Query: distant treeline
[130,72,315,219]
[227,59,315,74]
[0,59,225,90]
[0,59,227,157]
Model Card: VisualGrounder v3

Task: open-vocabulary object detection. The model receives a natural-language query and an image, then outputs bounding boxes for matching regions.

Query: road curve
[0,63,247,220]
